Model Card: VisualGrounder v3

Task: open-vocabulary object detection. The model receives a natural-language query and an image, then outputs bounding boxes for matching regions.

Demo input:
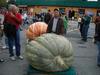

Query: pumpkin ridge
[31,40,54,59]
[46,34,64,55]
[60,38,73,57]
[62,41,71,57]
[49,35,60,55]
[44,35,59,55]
[30,57,52,67]
[26,43,39,55]
[52,35,65,55]
[35,37,56,57]
[65,42,73,57]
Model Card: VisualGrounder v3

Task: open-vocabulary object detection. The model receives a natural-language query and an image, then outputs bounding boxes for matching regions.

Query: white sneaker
[13,46,15,50]
[17,56,23,60]
[2,46,8,49]
[10,56,16,61]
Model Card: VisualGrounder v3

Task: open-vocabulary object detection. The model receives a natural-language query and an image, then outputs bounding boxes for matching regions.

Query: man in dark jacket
[47,9,64,35]
[81,14,91,42]
[44,10,52,24]
[94,13,100,67]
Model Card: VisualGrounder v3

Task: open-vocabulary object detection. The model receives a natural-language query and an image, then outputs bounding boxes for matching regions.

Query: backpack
[4,22,16,37]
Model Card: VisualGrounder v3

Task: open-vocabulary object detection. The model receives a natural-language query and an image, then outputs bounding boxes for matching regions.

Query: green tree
[8,0,16,4]
[0,0,7,7]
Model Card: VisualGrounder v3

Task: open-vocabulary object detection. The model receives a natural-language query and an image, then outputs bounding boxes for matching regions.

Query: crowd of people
[0,4,100,68]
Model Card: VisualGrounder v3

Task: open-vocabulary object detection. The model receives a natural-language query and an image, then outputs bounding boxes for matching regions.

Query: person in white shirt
[77,16,82,28]
[47,9,64,35]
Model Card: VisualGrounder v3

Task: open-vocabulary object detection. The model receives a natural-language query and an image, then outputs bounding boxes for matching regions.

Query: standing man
[71,10,75,20]
[61,12,68,35]
[4,5,23,61]
[68,10,72,20]
[47,8,64,35]
[94,13,100,67]
[81,14,91,42]
[44,10,52,24]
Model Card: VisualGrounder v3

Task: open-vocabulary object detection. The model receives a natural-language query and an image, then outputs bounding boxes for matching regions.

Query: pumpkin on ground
[25,33,73,72]
[26,22,48,40]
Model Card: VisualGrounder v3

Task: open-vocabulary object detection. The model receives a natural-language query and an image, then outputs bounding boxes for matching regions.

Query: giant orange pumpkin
[26,22,48,40]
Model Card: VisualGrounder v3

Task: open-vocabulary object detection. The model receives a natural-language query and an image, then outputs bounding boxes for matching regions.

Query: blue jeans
[97,41,100,65]
[81,25,89,40]
[7,29,21,57]
[4,36,8,46]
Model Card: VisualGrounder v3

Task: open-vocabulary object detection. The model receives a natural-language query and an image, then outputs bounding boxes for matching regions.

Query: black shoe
[81,38,87,42]
[0,59,4,62]
[97,64,100,67]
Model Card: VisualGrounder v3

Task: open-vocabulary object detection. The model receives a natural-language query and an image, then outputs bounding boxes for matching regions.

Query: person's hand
[10,12,15,17]
[0,25,4,29]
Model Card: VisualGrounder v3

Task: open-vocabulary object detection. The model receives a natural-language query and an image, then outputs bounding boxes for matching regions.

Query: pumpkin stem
[54,56,66,68]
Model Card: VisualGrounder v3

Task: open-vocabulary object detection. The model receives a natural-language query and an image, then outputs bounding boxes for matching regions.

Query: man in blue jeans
[94,13,100,67]
[81,14,91,42]
[4,5,23,61]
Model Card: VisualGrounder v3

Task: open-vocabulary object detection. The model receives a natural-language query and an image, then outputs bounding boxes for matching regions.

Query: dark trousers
[97,41,100,65]
[7,29,21,57]
[78,22,81,28]
[81,25,89,41]
[80,24,83,37]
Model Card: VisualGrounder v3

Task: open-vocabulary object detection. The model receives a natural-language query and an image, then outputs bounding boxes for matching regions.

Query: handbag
[4,22,16,37]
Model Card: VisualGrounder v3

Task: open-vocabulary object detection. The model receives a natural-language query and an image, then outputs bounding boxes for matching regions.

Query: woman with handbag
[4,5,23,61]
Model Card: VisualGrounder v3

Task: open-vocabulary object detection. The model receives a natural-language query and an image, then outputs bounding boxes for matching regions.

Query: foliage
[0,0,7,7]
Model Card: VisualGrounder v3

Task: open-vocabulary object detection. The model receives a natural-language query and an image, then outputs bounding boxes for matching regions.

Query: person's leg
[0,59,4,62]
[83,25,89,41]
[77,22,79,28]
[7,36,14,57]
[97,41,100,67]
[0,37,2,47]
[15,29,23,60]
[15,29,20,56]
[2,36,8,49]
[0,28,3,47]
[80,24,83,37]
[82,25,89,41]
[64,28,67,35]
[5,37,8,47]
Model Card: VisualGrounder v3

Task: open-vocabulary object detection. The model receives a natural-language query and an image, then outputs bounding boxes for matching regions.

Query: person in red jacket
[4,4,23,61]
